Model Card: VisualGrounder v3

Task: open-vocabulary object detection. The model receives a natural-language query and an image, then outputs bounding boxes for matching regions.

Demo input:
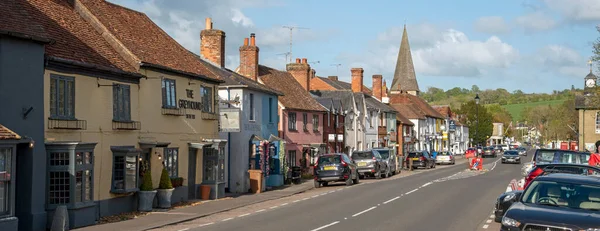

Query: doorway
[188,147,197,199]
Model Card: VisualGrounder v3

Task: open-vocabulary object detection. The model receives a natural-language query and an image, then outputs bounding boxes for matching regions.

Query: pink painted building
[236,37,326,173]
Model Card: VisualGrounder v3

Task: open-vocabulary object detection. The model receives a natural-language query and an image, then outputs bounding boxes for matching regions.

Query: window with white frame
[162,78,177,108]
[313,114,319,132]
[46,143,96,209]
[164,148,178,177]
[596,112,600,134]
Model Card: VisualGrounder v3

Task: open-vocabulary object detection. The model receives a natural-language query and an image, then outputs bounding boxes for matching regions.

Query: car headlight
[502,156,506,159]
[585,229,600,231]
[515,157,520,159]
[503,193,516,202]
[501,216,520,227]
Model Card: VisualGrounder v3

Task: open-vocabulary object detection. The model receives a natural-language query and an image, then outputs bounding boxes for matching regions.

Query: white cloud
[514,11,557,32]
[542,0,600,22]
[533,45,589,77]
[474,16,511,34]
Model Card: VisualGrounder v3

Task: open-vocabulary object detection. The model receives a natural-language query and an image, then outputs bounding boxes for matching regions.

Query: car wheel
[375,171,382,179]
[494,215,502,223]
[353,173,360,184]
[432,162,436,168]
[314,180,321,188]
[322,182,329,186]
[345,177,353,186]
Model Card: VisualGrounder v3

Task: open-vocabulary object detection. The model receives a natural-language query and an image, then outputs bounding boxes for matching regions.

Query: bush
[170,177,184,187]
[140,169,154,191]
[158,168,173,189]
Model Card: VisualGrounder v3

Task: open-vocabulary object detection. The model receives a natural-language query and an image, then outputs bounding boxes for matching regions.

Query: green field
[501,99,567,122]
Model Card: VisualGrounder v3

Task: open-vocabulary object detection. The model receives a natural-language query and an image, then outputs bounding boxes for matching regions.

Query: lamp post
[475,94,480,147]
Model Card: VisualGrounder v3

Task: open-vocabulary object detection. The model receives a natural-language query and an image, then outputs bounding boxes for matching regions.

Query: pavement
[144,155,523,231]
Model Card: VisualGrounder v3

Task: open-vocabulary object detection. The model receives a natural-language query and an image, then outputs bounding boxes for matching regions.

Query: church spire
[390,24,419,96]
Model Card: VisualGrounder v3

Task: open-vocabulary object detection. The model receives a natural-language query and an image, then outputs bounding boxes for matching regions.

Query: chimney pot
[302,58,307,64]
[296,58,301,63]
[244,38,249,46]
[328,76,338,81]
[250,33,256,46]
[205,18,212,30]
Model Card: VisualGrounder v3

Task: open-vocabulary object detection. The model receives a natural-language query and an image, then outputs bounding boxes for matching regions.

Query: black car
[405,151,435,169]
[499,174,600,230]
[482,147,496,158]
[494,164,600,222]
[501,151,521,164]
[313,153,359,188]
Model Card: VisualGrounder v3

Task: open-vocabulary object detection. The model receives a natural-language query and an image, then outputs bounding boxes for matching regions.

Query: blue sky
[109,0,600,93]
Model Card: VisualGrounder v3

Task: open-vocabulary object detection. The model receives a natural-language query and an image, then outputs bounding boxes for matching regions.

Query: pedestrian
[589,141,600,168]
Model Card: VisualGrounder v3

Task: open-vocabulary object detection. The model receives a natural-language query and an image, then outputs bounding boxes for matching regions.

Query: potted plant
[138,169,156,212]
[170,177,184,188]
[156,167,174,208]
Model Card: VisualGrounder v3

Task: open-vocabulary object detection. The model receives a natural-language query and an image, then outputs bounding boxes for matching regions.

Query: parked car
[501,150,521,164]
[406,151,435,169]
[482,147,496,158]
[351,150,388,179]
[494,145,503,154]
[373,148,399,176]
[465,148,476,157]
[499,174,600,230]
[435,152,455,165]
[495,164,600,221]
[517,147,527,156]
[500,144,509,151]
[313,153,359,188]
[533,149,591,166]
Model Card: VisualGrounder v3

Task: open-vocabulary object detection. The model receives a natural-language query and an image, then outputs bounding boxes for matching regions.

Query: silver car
[435,152,455,165]
[351,150,388,179]
[373,148,399,176]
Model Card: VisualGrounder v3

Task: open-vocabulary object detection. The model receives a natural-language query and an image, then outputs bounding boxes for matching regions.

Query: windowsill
[288,129,298,132]
[110,188,139,194]
[49,117,78,121]
[249,120,256,123]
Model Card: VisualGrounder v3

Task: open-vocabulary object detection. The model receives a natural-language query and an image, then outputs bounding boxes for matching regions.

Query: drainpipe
[227,87,231,190]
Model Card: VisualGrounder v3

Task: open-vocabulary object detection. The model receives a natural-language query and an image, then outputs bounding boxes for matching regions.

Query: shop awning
[268,134,284,143]
[189,139,227,149]
[250,134,266,142]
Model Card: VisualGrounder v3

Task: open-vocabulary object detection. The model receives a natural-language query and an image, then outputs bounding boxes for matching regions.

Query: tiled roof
[0,124,21,140]
[396,113,414,126]
[0,0,50,42]
[391,25,419,92]
[258,65,326,112]
[432,105,451,118]
[199,57,282,96]
[314,77,372,95]
[311,90,356,112]
[19,0,138,73]
[79,0,222,81]
[389,93,443,119]
[391,104,425,120]
[365,95,396,113]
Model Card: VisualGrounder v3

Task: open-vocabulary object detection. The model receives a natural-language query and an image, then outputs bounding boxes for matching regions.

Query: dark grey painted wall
[0,36,48,231]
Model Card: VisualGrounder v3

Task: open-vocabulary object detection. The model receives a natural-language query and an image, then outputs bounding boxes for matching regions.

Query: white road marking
[197,222,214,227]
[222,218,234,222]
[310,221,340,231]
[328,190,335,193]
[352,206,377,217]
[406,189,418,194]
[486,219,492,223]
[256,209,265,213]
[238,213,251,217]
[344,217,347,220]
[293,200,300,203]
[320,193,327,196]
[270,206,279,209]
[383,196,400,204]
[490,215,495,218]
[302,198,309,201]
[422,182,432,187]
[482,224,489,229]
[281,203,289,206]
[177,228,189,231]
[312,195,319,198]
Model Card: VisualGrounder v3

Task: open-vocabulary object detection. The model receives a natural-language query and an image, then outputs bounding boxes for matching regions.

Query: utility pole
[331,63,342,74]
[282,26,309,63]
[276,52,291,66]
[309,61,320,65]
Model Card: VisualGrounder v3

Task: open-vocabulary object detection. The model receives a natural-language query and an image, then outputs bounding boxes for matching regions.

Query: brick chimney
[328,76,338,81]
[351,68,364,93]
[239,33,259,81]
[372,74,383,101]
[286,58,311,91]
[200,18,225,67]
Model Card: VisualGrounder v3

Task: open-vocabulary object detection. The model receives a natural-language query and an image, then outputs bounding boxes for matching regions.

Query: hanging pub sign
[449,120,456,132]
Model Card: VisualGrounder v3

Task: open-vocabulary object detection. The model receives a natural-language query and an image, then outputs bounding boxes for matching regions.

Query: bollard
[50,205,69,231]
[409,158,413,171]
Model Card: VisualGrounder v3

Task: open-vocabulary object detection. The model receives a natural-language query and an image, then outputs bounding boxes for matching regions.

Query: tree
[457,100,494,146]
[592,25,600,71]
[471,85,480,93]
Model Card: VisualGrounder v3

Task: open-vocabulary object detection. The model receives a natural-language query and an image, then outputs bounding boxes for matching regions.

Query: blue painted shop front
[249,135,283,188]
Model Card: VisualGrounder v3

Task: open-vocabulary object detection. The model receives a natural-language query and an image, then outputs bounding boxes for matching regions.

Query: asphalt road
[158,150,528,231]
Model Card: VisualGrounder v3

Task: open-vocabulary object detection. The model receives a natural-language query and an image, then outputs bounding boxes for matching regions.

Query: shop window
[201,86,213,113]
[49,75,75,119]
[164,148,179,177]
[203,147,224,182]
[46,143,96,209]
[162,78,177,108]
[313,115,319,132]
[110,146,139,193]
[288,113,297,131]
[113,84,131,122]
[0,147,13,217]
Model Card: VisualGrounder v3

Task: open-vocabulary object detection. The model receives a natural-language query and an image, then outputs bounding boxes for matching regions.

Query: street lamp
[475,94,480,147]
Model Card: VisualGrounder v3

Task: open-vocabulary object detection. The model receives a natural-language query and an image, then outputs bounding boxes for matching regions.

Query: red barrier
[470,157,483,170]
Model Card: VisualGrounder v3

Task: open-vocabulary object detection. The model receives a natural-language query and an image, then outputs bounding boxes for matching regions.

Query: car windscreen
[541,165,600,176]
[407,152,421,158]
[504,151,518,156]
[536,150,590,164]
[376,150,390,159]
[352,151,373,160]
[318,155,341,165]
[522,180,600,211]
[438,152,451,156]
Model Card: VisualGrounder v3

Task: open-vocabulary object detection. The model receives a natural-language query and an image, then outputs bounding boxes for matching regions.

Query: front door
[188,147,197,199]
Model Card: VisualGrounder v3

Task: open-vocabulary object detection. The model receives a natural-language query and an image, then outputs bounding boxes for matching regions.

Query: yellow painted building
[576,66,600,152]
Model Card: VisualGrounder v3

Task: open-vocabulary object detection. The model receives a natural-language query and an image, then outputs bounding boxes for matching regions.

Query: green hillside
[501,99,568,122]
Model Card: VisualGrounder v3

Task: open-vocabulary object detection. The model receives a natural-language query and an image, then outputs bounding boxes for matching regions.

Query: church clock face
[586,79,596,88]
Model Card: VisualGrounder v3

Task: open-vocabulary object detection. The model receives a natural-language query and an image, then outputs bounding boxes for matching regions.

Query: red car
[465,148,476,158]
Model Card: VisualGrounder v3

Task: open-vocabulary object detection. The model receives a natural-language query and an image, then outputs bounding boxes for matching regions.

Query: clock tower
[585,60,597,90]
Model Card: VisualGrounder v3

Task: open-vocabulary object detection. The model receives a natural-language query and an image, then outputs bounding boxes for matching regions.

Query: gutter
[140,62,225,84]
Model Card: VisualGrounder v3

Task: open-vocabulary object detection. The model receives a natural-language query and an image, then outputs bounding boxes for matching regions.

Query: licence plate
[507,159,514,162]
[411,158,419,161]
[324,166,337,171]
[358,162,366,167]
